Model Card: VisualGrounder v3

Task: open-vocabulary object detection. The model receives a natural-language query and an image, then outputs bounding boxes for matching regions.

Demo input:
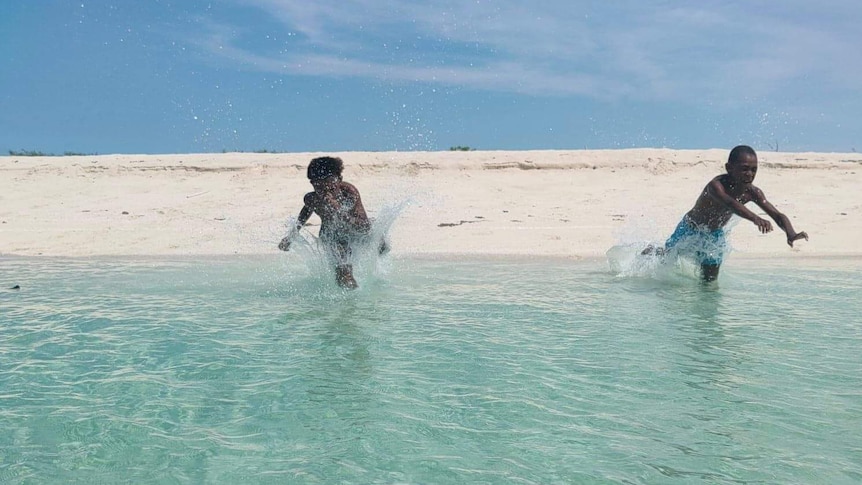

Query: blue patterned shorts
[665,217,727,266]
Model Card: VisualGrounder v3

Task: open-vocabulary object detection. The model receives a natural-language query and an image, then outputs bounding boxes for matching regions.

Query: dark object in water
[378,238,391,255]
[9,285,20,290]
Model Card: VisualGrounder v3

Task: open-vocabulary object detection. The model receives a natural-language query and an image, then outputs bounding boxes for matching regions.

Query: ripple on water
[1,256,860,483]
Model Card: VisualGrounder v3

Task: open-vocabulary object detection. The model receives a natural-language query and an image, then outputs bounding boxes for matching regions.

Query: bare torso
[305,182,370,238]
[686,174,758,230]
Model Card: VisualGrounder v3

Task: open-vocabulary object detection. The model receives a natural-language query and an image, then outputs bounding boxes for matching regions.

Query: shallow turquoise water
[1,256,860,484]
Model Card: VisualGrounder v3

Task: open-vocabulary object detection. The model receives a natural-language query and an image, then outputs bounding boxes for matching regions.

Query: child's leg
[332,239,358,289]
[698,230,725,282]
[700,264,720,282]
[643,218,690,256]
[335,264,358,289]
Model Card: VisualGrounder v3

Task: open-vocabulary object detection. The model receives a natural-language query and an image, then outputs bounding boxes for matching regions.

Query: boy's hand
[787,231,809,247]
[753,216,773,234]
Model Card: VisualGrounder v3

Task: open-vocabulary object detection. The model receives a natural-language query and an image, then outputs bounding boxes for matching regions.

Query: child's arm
[278,198,314,251]
[752,188,809,247]
[707,179,773,233]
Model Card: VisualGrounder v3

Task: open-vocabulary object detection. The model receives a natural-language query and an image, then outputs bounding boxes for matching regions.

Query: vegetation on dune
[8,149,50,156]
[8,149,96,156]
[221,149,281,154]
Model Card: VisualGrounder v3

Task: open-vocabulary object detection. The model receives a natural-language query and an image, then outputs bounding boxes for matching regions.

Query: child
[643,145,808,282]
[279,156,387,289]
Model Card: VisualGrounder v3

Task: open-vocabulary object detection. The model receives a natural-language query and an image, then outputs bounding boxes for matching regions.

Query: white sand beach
[1,149,860,259]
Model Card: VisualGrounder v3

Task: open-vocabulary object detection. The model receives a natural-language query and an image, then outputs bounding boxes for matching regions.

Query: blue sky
[1,1,860,154]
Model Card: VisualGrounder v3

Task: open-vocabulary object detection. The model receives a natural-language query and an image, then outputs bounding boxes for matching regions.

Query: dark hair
[728,145,756,164]
[307,156,344,181]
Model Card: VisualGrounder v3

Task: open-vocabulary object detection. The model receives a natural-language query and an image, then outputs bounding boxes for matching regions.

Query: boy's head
[725,145,758,184]
[307,156,344,182]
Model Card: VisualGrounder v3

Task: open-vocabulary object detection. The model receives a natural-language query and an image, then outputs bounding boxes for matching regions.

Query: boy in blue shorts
[643,145,808,281]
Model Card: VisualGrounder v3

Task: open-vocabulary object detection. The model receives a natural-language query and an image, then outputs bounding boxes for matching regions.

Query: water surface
[1,256,860,484]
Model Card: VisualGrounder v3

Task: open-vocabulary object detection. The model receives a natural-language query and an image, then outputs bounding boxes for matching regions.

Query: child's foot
[378,238,390,255]
[641,245,666,256]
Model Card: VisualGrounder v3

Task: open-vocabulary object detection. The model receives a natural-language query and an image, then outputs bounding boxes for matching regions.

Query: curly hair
[306,156,344,181]
[728,145,756,164]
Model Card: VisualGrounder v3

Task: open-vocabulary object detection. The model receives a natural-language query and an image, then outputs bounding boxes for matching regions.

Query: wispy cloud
[190,1,862,103]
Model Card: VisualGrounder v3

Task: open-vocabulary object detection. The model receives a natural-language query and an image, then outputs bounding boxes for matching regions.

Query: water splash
[606,218,740,281]
[276,197,413,290]
[606,243,698,281]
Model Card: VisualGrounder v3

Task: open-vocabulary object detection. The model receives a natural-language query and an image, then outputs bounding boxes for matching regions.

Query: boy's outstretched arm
[752,190,809,247]
[707,180,773,233]
[278,205,312,251]
[293,204,313,232]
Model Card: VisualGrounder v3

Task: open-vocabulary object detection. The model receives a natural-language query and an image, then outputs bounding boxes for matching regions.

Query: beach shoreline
[2,149,859,259]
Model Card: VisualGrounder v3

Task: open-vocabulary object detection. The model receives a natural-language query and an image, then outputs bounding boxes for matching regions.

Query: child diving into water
[279,156,389,289]
[642,145,808,282]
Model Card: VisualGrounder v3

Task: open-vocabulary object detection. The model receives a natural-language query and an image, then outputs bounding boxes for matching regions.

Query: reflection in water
[286,297,392,472]
[3,257,860,483]
[649,285,754,477]
[664,285,736,391]
[311,302,375,403]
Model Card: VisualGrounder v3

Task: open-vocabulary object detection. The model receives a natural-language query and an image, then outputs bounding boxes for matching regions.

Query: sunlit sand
[2,149,859,259]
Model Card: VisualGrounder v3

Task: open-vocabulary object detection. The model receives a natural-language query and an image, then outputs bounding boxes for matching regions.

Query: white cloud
[196,1,862,103]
